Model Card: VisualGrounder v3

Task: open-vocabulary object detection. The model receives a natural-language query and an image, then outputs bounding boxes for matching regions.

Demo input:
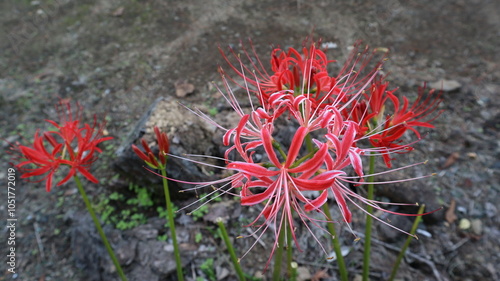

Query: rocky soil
[1,0,499,280]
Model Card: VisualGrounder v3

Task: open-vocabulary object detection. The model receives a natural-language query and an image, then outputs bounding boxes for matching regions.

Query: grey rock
[376,214,413,242]
[485,202,497,218]
[70,212,132,281]
[471,219,483,236]
[131,224,158,240]
[114,97,218,199]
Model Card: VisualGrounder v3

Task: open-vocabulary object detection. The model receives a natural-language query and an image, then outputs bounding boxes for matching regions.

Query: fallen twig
[352,230,443,281]
[34,222,45,259]
[444,237,469,254]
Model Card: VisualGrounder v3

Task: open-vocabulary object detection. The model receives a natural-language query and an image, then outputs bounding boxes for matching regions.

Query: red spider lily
[219,95,368,259]
[165,80,440,266]
[45,100,82,143]
[169,85,353,262]
[220,39,385,111]
[346,78,443,167]
[16,131,65,192]
[13,102,112,192]
[215,108,437,263]
[163,38,443,267]
[226,124,339,264]
[132,126,170,169]
[303,122,439,235]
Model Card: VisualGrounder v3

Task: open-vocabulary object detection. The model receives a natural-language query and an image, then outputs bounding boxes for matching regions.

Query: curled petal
[304,190,329,212]
[227,162,277,177]
[261,127,281,167]
[332,185,352,223]
[284,126,308,168]
[241,180,279,206]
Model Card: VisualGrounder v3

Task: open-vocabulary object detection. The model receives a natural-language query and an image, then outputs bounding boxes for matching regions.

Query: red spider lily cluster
[10,101,112,192]
[179,39,442,262]
[132,126,170,169]
[345,76,442,167]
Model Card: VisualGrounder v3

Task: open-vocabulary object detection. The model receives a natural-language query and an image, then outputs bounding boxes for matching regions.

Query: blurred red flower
[220,39,384,112]
[12,101,112,192]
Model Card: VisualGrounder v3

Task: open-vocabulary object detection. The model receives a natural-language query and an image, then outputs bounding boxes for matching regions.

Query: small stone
[326,246,351,262]
[177,213,193,225]
[132,225,158,240]
[296,266,311,281]
[459,218,471,230]
[471,219,483,235]
[353,274,363,281]
[115,239,137,266]
[457,206,467,214]
[254,271,265,279]
[485,202,497,218]
[466,152,477,159]
[321,42,338,49]
[377,215,413,242]
[163,244,174,252]
[430,79,461,92]
[174,80,195,97]
[416,228,432,238]
[203,201,236,224]
[112,7,124,16]
[216,266,230,280]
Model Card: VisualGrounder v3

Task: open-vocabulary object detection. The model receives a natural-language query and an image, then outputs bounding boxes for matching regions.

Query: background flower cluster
[11,101,112,192]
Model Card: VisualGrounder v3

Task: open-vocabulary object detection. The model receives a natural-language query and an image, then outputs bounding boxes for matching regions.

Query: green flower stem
[217,219,246,281]
[362,153,376,281]
[272,140,288,160]
[322,203,348,281]
[305,133,314,153]
[73,175,128,281]
[286,225,297,280]
[290,148,319,169]
[388,204,425,281]
[272,219,287,281]
[306,132,347,280]
[160,168,184,281]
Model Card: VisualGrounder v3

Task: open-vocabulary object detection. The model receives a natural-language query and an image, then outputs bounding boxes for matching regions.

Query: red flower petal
[227,162,277,177]
[284,126,308,168]
[304,190,328,212]
[261,127,281,167]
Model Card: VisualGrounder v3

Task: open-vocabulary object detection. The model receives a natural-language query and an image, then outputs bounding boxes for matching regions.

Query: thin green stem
[217,219,246,281]
[289,148,319,169]
[362,153,376,281]
[272,140,288,160]
[305,133,314,153]
[160,168,184,281]
[272,219,287,281]
[286,225,297,280]
[73,175,127,281]
[388,204,425,281]
[305,133,347,280]
[322,203,349,281]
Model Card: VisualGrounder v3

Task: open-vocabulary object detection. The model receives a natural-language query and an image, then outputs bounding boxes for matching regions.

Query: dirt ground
[1,0,499,280]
